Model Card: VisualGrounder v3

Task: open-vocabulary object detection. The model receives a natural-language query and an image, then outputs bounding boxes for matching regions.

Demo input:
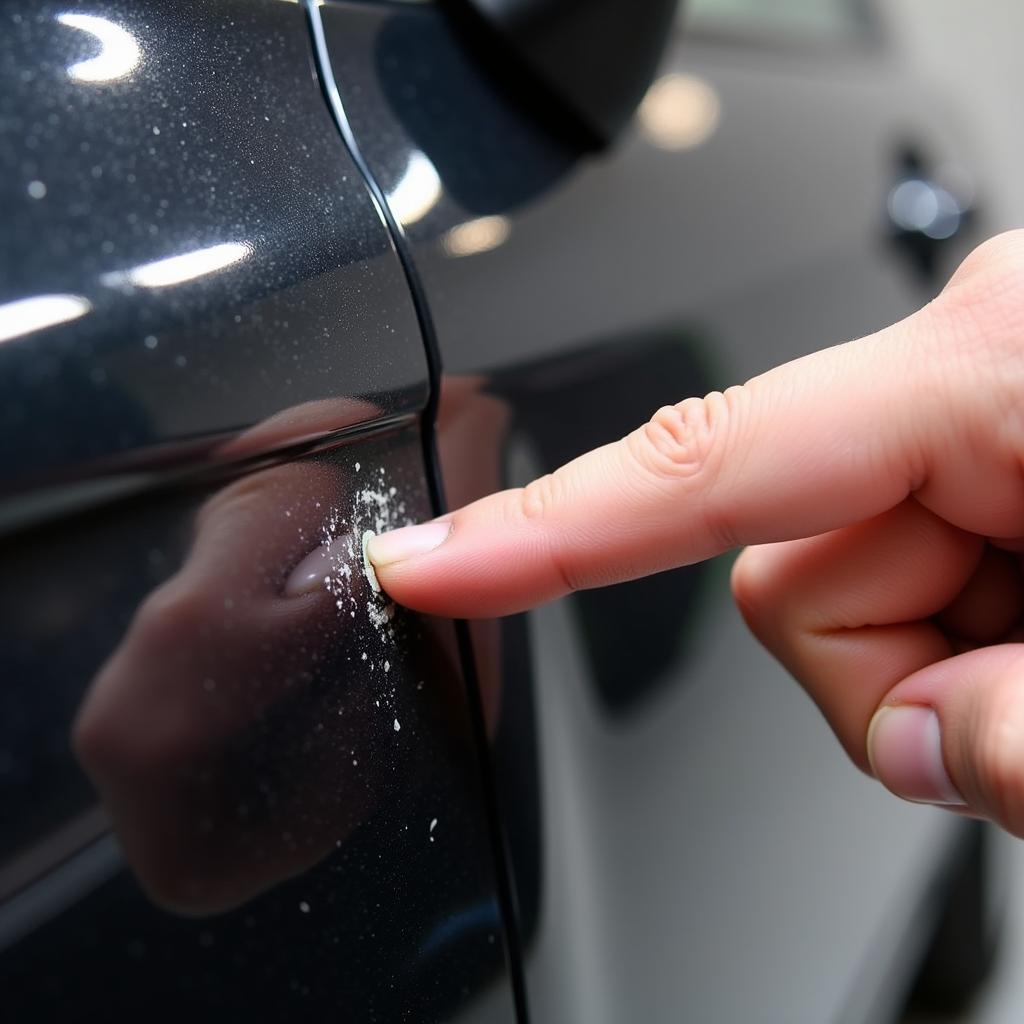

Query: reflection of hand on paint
[212,396,379,461]
[432,375,511,740]
[281,377,512,741]
[369,231,1024,840]
[71,398,462,916]
[73,458,380,914]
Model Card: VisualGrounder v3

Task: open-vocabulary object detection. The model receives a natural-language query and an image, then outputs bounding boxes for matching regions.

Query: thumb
[868,645,1024,833]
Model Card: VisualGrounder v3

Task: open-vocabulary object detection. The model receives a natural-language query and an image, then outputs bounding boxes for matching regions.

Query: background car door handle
[887,160,975,281]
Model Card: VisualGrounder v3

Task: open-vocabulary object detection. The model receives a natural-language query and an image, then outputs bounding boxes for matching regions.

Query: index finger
[368,282,1018,617]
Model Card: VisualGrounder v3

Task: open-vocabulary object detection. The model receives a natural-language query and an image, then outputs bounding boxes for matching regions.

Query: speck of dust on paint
[316,469,411,645]
[284,462,416,737]
[299,901,310,914]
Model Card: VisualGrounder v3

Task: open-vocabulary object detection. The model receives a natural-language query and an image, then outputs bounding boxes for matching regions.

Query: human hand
[368,230,1024,835]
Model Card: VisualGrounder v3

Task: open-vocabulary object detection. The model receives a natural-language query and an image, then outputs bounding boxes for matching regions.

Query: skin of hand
[368,229,1024,836]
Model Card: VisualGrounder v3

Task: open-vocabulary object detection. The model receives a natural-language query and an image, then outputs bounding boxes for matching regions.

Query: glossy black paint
[0,1,426,498]
[0,1,518,1019]
[320,1,988,1019]
[3,428,513,1022]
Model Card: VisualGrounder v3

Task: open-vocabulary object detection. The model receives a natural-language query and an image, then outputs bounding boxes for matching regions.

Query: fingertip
[365,521,452,571]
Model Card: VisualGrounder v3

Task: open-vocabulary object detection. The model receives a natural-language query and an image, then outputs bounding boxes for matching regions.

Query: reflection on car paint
[0,294,92,344]
[442,216,512,258]
[57,13,141,84]
[2,424,513,1020]
[0,0,429,495]
[99,242,253,291]
[73,439,421,915]
[386,150,444,228]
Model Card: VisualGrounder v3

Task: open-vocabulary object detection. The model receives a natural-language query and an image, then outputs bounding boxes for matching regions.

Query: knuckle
[629,388,746,550]
[514,474,579,592]
[730,546,781,632]
[633,392,731,482]
[916,234,1024,469]
[937,231,1024,364]
[946,230,1024,295]
[517,472,562,523]
[133,578,212,643]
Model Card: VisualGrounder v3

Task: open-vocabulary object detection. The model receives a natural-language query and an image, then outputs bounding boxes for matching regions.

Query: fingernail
[366,521,451,568]
[867,705,964,806]
[285,544,333,597]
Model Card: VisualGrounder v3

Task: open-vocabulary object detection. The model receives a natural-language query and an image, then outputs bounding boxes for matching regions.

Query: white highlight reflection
[58,13,141,83]
[101,242,251,289]
[0,294,92,344]
[638,73,721,152]
[887,179,963,241]
[387,151,442,226]
[442,215,511,258]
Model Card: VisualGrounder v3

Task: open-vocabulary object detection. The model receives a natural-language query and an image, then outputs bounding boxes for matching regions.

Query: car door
[0,2,520,1020]
[314,0,986,1020]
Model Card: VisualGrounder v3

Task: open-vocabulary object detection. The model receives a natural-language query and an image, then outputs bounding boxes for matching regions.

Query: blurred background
[883,0,1024,230]
[689,0,1024,226]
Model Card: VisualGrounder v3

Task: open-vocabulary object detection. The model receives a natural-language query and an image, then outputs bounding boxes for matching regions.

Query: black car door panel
[0,2,518,1019]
